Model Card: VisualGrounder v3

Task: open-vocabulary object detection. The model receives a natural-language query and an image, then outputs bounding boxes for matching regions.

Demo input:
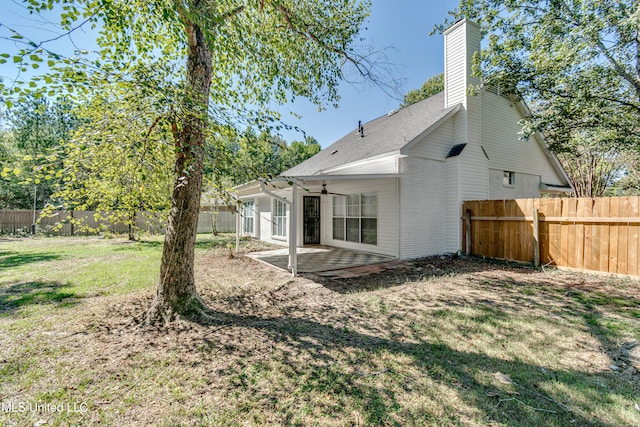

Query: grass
[1,234,639,426]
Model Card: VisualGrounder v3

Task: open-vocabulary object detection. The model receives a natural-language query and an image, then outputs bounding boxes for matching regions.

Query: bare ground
[2,244,640,426]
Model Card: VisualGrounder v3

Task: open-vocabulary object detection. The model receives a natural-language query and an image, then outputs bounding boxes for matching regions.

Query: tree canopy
[41,82,176,240]
[400,73,444,107]
[1,0,376,324]
[0,96,77,209]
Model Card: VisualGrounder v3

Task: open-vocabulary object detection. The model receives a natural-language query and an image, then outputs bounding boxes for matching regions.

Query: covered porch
[246,245,402,275]
[234,175,400,276]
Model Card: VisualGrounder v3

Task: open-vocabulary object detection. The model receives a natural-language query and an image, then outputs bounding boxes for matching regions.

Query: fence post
[533,208,540,267]
[465,209,472,256]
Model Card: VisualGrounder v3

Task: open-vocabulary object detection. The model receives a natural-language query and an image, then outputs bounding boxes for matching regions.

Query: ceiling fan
[308,184,346,196]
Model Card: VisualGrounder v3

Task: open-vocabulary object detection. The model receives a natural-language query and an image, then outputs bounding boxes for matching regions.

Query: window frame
[503,171,515,187]
[272,199,287,238]
[332,192,377,245]
[241,200,255,236]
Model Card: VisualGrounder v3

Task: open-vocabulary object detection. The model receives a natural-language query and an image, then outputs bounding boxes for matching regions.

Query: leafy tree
[607,150,640,196]
[41,84,174,240]
[0,96,77,209]
[400,73,444,107]
[555,132,623,198]
[280,136,321,172]
[204,129,321,203]
[1,0,377,324]
[443,1,640,195]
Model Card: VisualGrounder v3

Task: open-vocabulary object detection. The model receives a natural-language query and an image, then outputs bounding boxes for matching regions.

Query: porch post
[288,183,298,277]
[235,200,240,254]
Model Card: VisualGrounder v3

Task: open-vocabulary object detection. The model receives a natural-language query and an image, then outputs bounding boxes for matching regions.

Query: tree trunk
[128,211,137,241]
[145,21,213,325]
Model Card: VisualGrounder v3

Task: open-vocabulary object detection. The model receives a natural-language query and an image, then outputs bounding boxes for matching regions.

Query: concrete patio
[246,245,407,276]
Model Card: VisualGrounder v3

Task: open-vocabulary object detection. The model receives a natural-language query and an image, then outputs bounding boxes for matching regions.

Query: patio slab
[246,246,399,274]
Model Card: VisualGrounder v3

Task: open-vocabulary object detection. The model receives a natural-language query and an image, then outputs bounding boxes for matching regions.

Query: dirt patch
[2,248,640,426]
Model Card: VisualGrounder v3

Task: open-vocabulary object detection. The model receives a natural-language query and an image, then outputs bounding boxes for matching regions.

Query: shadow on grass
[0,280,80,313]
[113,235,241,252]
[192,307,632,427]
[182,258,640,426]
[0,250,63,269]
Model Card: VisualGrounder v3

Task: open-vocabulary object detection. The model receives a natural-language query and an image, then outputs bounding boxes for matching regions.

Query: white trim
[241,199,256,236]
[539,182,573,194]
[443,18,481,36]
[235,174,401,198]
[272,198,287,238]
[259,180,291,206]
[318,152,403,174]
[280,174,402,181]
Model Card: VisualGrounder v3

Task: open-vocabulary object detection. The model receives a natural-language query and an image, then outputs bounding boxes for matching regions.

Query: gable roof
[284,92,458,176]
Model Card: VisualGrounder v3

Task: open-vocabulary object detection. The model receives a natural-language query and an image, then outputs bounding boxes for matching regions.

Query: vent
[486,84,512,98]
[446,143,467,158]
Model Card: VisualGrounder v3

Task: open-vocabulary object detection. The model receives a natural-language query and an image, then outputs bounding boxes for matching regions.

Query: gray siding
[488,169,541,199]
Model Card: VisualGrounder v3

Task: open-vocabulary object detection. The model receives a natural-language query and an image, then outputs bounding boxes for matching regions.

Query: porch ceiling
[246,246,396,273]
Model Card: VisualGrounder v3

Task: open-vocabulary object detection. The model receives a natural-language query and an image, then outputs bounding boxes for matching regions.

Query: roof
[284,92,458,176]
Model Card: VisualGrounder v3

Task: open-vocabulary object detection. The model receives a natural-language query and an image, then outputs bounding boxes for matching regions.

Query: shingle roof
[283,92,457,176]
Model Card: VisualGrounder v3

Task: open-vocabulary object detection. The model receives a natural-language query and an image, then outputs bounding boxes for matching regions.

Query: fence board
[609,198,619,273]
[629,197,639,276]
[596,198,610,274]
[1,209,237,236]
[618,198,629,274]
[463,197,640,276]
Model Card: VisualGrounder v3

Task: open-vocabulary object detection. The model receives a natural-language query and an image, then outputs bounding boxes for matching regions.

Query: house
[234,19,572,274]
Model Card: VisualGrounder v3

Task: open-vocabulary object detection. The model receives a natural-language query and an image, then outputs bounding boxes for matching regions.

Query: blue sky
[1,0,461,147]
[278,1,460,146]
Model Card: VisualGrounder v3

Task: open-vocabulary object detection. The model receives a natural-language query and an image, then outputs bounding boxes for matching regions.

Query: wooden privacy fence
[0,209,237,235]
[197,209,236,234]
[0,210,167,235]
[462,197,640,276]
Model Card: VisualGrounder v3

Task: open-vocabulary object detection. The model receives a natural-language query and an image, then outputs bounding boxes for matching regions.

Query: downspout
[258,179,298,277]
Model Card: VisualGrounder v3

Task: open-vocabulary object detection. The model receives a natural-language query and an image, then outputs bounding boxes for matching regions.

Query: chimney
[443,19,481,109]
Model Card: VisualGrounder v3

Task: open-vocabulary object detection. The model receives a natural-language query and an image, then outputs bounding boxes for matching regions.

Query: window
[241,200,255,235]
[332,192,377,245]
[272,199,287,238]
[503,171,515,186]
[332,195,345,240]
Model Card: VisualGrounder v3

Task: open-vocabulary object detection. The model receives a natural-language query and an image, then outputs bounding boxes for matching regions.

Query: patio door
[303,196,321,245]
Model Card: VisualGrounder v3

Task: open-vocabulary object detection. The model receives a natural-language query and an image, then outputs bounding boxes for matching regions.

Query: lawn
[1,234,639,426]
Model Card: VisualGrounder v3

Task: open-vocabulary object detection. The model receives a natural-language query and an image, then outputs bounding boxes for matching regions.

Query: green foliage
[555,132,623,198]
[40,82,174,239]
[606,151,640,196]
[279,136,321,172]
[0,96,76,209]
[444,0,640,195]
[2,0,375,314]
[204,128,321,203]
[400,73,444,107]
